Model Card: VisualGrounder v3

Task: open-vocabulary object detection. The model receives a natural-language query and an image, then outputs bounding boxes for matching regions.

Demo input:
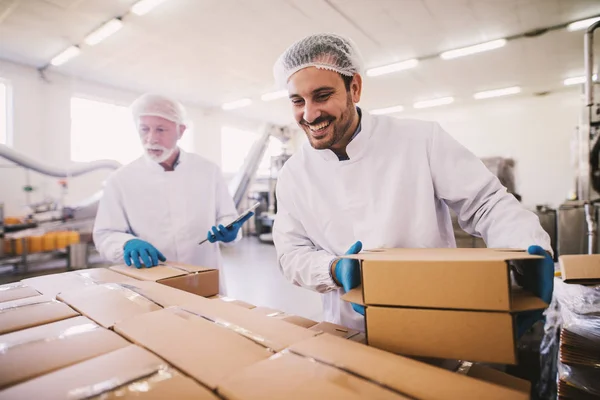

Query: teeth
[309,121,330,131]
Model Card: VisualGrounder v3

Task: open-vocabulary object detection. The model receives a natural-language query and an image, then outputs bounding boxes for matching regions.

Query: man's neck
[330,108,360,159]
[160,148,180,171]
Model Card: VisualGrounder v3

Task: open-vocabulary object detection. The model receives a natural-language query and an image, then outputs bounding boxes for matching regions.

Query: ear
[351,74,362,103]
[178,124,187,139]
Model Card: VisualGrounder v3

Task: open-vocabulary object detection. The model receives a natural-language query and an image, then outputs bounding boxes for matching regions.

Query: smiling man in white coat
[93,94,252,294]
[272,33,554,333]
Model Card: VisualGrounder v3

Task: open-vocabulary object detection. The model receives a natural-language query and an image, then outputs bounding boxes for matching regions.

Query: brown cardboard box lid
[182,299,319,352]
[286,334,529,400]
[114,307,273,390]
[309,321,360,339]
[341,247,547,311]
[342,285,546,313]
[22,268,139,298]
[0,345,219,400]
[251,306,317,328]
[110,262,215,282]
[559,254,600,282]
[217,350,413,400]
[460,363,531,394]
[0,316,129,389]
[0,282,40,303]
[215,296,256,309]
[0,295,79,335]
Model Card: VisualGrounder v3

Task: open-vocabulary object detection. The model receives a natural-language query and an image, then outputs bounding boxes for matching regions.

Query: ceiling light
[366,59,419,77]
[563,74,598,86]
[50,46,81,66]
[440,39,507,60]
[261,90,288,101]
[131,0,169,16]
[84,19,123,46]
[413,97,454,109]
[473,86,521,100]
[222,98,252,110]
[370,105,404,115]
[567,16,600,32]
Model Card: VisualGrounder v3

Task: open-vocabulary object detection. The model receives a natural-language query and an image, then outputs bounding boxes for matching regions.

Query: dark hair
[340,73,353,91]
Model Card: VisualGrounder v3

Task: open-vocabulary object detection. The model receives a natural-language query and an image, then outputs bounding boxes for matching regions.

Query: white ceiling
[0,0,599,124]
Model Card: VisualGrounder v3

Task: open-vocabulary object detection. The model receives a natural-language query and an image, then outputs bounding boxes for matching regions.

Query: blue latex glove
[334,241,364,315]
[207,212,254,244]
[123,239,166,269]
[515,245,554,337]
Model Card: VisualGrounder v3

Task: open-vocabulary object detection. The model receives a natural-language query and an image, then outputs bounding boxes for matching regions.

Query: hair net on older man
[130,94,187,125]
[273,33,364,89]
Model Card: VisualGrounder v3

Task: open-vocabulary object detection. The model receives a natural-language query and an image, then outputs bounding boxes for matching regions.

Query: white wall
[0,60,261,216]
[400,89,581,208]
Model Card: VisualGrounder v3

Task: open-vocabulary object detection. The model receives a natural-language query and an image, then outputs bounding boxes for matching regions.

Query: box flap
[182,299,319,352]
[287,334,528,400]
[22,269,138,298]
[110,262,215,282]
[0,295,79,335]
[0,345,218,400]
[215,296,256,309]
[217,351,413,400]
[250,307,317,328]
[341,248,541,262]
[510,288,548,312]
[460,363,531,394]
[114,307,273,390]
[0,283,40,303]
[340,287,365,306]
[309,322,360,339]
[559,254,600,282]
[0,316,129,389]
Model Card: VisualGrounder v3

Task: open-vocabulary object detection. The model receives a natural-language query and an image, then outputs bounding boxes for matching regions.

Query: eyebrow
[289,86,336,99]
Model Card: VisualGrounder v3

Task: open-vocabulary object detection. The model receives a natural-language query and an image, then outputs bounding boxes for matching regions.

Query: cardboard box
[0,295,79,335]
[0,345,219,400]
[111,262,218,297]
[559,254,600,283]
[309,321,360,339]
[251,306,318,328]
[56,281,204,328]
[0,282,40,303]
[22,268,139,298]
[0,316,129,389]
[217,334,529,400]
[341,249,548,364]
[114,298,319,390]
[212,295,256,309]
[457,362,531,394]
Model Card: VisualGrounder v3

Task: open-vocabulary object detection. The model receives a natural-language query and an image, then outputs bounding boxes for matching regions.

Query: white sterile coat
[273,113,551,331]
[93,150,239,294]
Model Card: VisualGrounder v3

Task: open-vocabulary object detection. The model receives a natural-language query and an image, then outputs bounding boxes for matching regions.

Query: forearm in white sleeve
[272,177,338,293]
[214,167,242,245]
[92,177,136,263]
[429,122,551,252]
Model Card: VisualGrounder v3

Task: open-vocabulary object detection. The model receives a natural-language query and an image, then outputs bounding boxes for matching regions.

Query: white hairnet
[130,94,187,125]
[273,33,364,89]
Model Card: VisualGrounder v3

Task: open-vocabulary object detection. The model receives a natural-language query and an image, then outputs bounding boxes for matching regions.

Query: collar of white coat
[143,147,185,172]
[308,109,373,163]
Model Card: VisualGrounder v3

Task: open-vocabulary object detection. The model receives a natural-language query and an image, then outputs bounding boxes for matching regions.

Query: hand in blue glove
[207,212,254,244]
[123,239,166,269]
[333,241,364,315]
[514,245,554,337]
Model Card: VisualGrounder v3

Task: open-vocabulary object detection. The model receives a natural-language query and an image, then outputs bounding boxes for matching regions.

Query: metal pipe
[585,203,597,254]
[584,20,600,107]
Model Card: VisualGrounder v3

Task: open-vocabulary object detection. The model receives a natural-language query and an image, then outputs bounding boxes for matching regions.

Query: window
[70,97,194,164]
[221,127,283,177]
[0,80,10,145]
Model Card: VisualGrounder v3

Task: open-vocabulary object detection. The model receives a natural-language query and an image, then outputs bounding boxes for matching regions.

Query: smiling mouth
[307,120,331,133]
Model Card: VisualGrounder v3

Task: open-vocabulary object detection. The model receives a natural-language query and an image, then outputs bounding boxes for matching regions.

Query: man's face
[138,115,184,162]
[287,67,361,150]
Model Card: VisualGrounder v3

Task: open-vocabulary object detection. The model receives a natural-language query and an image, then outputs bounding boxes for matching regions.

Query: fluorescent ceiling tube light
[413,97,454,109]
[440,39,507,60]
[50,46,81,66]
[84,19,123,46]
[366,59,419,77]
[474,86,521,100]
[131,0,169,16]
[567,17,600,32]
[563,74,598,86]
[370,105,404,115]
[261,90,288,101]
[222,98,252,110]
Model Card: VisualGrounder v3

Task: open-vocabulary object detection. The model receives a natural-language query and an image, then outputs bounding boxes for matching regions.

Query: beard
[300,94,356,150]
[144,144,175,163]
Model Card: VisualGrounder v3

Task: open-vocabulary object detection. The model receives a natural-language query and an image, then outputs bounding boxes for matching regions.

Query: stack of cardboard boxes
[0,253,537,399]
